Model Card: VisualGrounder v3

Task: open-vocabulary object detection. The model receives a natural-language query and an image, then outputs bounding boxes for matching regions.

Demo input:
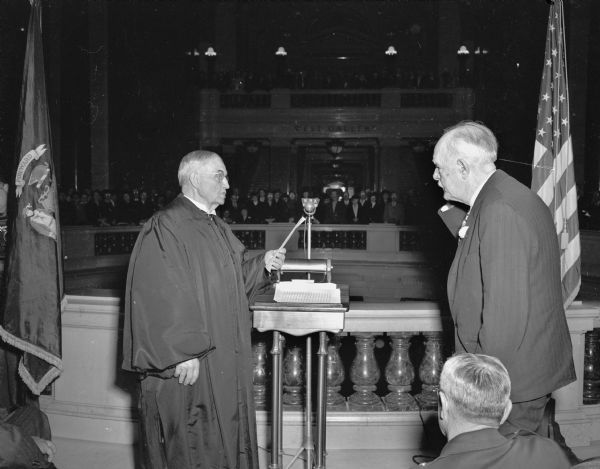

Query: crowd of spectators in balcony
[59,185,434,228]
[200,68,453,93]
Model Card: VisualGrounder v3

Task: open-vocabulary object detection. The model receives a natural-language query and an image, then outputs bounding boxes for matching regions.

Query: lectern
[252,262,348,469]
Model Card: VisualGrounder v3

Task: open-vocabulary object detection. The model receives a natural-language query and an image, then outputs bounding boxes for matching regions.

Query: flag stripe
[562,233,581,273]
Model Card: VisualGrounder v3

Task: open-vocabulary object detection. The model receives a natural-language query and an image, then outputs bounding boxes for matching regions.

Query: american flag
[531,0,581,309]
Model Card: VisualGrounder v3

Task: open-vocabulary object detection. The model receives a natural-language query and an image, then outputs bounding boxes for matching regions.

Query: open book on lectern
[274,279,341,304]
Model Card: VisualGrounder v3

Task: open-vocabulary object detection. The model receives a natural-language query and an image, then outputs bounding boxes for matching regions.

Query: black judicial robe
[122,195,270,469]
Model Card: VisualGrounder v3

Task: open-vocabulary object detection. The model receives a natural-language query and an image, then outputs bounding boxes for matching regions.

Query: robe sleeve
[241,250,272,304]
[123,216,213,374]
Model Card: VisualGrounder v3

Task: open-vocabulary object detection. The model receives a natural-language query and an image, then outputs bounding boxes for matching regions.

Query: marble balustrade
[40,295,600,451]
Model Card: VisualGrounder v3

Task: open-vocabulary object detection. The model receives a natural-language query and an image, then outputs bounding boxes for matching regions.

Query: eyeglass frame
[196,171,229,184]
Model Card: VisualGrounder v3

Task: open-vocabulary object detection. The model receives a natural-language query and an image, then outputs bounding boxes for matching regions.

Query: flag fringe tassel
[0,325,63,395]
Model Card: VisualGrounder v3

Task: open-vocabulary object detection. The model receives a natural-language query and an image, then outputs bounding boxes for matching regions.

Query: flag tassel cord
[0,326,63,395]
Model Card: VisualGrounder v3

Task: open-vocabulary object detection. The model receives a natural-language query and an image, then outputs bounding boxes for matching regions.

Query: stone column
[348,333,385,411]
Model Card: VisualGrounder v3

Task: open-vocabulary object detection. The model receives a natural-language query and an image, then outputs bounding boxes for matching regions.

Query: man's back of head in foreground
[416,353,571,469]
[438,353,512,440]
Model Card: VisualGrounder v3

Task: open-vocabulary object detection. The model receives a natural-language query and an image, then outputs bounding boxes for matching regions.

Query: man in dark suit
[432,122,575,437]
[320,189,347,224]
[412,353,570,469]
[347,195,369,224]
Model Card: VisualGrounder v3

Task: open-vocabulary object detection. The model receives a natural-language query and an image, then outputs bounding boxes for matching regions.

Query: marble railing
[40,294,600,450]
[63,223,427,258]
[252,302,600,420]
[61,224,439,299]
[252,302,448,414]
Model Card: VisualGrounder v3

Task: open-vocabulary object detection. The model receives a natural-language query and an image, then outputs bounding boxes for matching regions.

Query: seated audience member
[366,193,384,223]
[383,191,406,224]
[239,207,253,223]
[58,190,75,225]
[247,192,265,223]
[0,405,57,468]
[263,191,278,223]
[358,190,368,209]
[414,353,570,469]
[280,193,293,222]
[115,191,139,225]
[137,190,155,222]
[341,190,351,211]
[224,192,242,223]
[221,209,235,224]
[287,191,301,222]
[381,189,391,206]
[319,189,346,224]
[273,190,290,222]
[87,190,109,226]
[258,188,267,205]
[102,190,116,224]
[72,192,90,225]
[347,195,368,224]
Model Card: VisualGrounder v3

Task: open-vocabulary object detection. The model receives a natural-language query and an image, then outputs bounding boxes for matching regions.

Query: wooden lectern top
[251,284,349,336]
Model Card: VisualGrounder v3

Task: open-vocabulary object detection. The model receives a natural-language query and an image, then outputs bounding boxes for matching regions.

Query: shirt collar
[184,194,216,215]
[469,170,496,207]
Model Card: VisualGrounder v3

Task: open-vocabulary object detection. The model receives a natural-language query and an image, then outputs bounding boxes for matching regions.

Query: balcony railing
[212,88,464,110]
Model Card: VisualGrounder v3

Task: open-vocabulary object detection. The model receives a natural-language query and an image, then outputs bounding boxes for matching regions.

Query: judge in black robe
[122,150,285,469]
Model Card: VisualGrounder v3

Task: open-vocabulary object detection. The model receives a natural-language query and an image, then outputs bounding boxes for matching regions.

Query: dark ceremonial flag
[0,0,63,395]
[531,0,581,309]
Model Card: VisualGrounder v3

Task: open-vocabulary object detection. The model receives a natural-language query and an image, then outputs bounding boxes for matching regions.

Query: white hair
[435,121,498,169]
[440,353,511,424]
[177,150,219,188]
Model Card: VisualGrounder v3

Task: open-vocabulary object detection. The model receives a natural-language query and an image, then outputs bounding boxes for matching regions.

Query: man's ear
[456,158,469,178]
[499,400,513,425]
[438,390,449,420]
[189,171,201,190]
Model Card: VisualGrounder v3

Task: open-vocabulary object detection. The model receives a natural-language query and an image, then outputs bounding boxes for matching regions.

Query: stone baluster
[383,333,418,411]
[584,328,600,405]
[326,334,347,410]
[252,340,269,410]
[282,344,304,408]
[416,332,444,410]
[348,333,385,411]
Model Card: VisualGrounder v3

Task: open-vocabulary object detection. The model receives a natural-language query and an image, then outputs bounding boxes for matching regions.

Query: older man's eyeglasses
[198,171,229,184]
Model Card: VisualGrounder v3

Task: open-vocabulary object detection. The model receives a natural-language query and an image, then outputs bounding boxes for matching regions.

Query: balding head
[432,121,498,205]
[435,121,498,169]
[178,150,229,211]
[178,150,220,188]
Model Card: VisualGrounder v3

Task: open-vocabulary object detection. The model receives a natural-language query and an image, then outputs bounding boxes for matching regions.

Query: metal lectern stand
[252,272,348,469]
